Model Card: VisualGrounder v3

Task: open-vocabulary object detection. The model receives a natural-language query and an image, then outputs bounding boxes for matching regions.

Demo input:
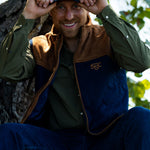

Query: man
[0,0,150,149]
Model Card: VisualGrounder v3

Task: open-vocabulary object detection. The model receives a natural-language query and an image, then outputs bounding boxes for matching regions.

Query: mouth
[63,23,76,28]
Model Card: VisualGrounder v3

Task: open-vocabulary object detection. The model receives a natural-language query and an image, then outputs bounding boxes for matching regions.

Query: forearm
[0,15,35,81]
[97,5,150,72]
[0,0,57,81]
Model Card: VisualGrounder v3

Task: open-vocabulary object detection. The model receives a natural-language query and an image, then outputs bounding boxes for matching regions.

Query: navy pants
[0,107,150,150]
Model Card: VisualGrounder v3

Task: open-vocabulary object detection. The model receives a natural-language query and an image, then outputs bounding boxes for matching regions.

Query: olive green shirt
[47,45,85,130]
[0,6,150,130]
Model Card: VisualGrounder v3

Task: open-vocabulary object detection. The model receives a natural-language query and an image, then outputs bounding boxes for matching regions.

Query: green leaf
[133,82,145,98]
[141,79,150,90]
[95,18,103,25]
[143,9,150,18]
[130,18,137,25]
[138,9,150,19]
[136,18,145,29]
[137,7,144,19]
[128,80,145,99]
[133,98,150,109]
[130,0,138,7]
[120,11,129,21]
[134,73,143,77]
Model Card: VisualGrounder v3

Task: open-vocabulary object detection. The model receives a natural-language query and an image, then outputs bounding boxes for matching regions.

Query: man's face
[50,1,88,38]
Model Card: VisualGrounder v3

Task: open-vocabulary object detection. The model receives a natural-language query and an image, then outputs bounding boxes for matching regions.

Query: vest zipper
[73,62,91,133]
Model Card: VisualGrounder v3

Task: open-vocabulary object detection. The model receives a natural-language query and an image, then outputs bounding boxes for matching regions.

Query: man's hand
[22,0,56,19]
[79,0,108,15]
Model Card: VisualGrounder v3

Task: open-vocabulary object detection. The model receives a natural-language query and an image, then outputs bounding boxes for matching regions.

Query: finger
[35,0,41,4]
[84,0,90,7]
[80,0,84,3]
[39,0,46,7]
[36,0,41,4]
[43,0,50,8]
[46,2,56,12]
[92,0,96,3]
[88,0,94,6]
[49,0,55,4]
[78,3,88,10]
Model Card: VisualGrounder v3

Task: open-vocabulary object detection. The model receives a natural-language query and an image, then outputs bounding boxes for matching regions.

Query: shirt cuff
[96,5,120,24]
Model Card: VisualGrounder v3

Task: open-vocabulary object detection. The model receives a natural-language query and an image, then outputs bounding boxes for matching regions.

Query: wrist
[22,9,38,19]
[95,4,108,15]
[96,5,108,17]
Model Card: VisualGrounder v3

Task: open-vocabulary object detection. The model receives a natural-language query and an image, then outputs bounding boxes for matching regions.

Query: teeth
[64,23,75,27]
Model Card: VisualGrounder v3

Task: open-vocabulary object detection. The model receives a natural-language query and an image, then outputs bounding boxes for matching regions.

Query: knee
[0,123,19,138]
[0,123,22,149]
[122,107,150,149]
[0,123,12,134]
[129,106,150,121]
[127,107,150,134]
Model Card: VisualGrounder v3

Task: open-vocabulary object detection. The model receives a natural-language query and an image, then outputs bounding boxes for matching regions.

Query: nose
[65,9,74,20]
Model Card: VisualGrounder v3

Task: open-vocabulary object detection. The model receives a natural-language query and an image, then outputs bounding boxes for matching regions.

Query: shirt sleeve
[97,5,150,73]
[0,14,35,81]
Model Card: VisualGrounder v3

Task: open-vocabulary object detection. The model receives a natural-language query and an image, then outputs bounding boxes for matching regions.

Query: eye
[56,4,65,10]
[72,4,81,9]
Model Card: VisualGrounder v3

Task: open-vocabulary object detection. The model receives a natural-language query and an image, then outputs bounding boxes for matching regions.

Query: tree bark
[0,0,53,43]
[0,0,26,43]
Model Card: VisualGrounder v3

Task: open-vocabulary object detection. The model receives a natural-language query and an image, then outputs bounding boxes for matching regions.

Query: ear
[49,11,52,16]
[49,9,56,17]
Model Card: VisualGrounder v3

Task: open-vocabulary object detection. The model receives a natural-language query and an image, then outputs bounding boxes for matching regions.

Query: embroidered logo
[90,62,102,70]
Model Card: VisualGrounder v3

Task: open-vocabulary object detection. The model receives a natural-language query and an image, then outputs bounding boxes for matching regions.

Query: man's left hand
[79,0,108,15]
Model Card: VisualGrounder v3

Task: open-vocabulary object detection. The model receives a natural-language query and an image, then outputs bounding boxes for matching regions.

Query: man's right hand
[22,0,56,19]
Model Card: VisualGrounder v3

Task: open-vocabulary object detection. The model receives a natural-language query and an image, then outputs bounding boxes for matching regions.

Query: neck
[64,37,79,53]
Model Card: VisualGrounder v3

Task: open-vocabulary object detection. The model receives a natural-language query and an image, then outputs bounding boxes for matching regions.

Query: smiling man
[49,0,89,52]
[0,0,150,149]
[51,1,88,37]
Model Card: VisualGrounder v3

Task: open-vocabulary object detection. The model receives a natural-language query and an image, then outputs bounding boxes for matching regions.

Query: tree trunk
[0,0,53,43]
[0,0,26,43]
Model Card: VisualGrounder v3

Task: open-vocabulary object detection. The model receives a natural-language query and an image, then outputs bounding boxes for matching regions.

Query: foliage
[120,0,150,30]
[127,78,150,109]
[96,0,150,109]
[120,0,150,109]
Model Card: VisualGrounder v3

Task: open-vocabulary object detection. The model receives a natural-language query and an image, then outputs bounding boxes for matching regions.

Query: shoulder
[90,24,107,37]
[31,34,52,54]
[30,34,51,66]
[84,24,109,41]
[32,35,50,49]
